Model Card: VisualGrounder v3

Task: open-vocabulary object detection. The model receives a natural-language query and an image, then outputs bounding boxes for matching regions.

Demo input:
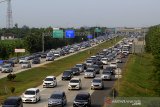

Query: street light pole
[42,33,44,53]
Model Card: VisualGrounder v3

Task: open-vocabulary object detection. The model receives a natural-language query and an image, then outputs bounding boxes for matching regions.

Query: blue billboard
[0,60,4,64]
[87,35,93,39]
[65,30,75,38]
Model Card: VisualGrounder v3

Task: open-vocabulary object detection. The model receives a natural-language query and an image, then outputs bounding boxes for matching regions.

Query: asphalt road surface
[22,56,128,107]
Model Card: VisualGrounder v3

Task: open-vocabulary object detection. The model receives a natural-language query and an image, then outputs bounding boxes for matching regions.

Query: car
[101,69,112,80]
[101,58,108,65]
[32,57,41,64]
[62,70,73,80]
[9,57,19,64]
[75,64,84,72]
[4,60,15,67]
[85,60,94,66]
[1,64,13,73]
[84,68,96,78]
[48,91,67,107]
[95,61,103,69]
[22,88,41,103]
[91,78,104,90]
[21,61,31,69]
[89,64,100,74]
[43,76,57,88]
[40,53,47,58]
[109,61,117,68]
[105,67,115,75]
[71,67,80,75]
[73,92,91,107]
[19,57,27,64]
[116,57,122,63]
[2,96,23,107]
[46,55,55,61]
[68,78,82,90]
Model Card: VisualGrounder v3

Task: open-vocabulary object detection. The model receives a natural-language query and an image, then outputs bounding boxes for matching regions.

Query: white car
[21,61,31,69]
[46,55,55,61]
[69,48,75,53]
[19,58,28,64]
[43,76,57,88]
[68,78,82,90]
[101,70,112,80]
[101,58,108,65]
[22,88,41,103]
[109,61,117,68]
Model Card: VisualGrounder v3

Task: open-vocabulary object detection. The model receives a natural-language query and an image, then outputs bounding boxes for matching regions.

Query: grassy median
[0,37,123,103]
[115,53,158,97]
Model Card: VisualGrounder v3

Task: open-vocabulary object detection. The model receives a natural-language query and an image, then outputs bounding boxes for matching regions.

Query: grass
[0,37,123,103]
[114,53,158,97]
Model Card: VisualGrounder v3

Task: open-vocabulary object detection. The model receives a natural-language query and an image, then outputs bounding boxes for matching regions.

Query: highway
[0,41,105,79]
[22,56,127,107]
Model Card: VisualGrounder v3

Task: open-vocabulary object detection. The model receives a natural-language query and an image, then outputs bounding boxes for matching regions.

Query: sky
[0,0,160,28]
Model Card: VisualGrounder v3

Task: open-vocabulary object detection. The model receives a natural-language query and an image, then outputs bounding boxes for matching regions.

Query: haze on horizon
[0,0,160,28]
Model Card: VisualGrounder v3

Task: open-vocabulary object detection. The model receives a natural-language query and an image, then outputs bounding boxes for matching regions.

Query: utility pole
[42,32,51,52]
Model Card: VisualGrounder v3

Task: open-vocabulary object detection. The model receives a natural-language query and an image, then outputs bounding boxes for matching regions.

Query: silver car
[101,70,112,80]
[91,78,104,90]
[1,64,13,73]
[21,61,31,68]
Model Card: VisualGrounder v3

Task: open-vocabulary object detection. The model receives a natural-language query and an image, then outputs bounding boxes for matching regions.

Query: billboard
[65,30,75,38]
[15,49,25,53]
[87,35,93,39]
[53,30,64,38]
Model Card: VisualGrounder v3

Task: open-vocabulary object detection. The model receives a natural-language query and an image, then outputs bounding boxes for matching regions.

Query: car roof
[52,91,64,95]
[7,96,21,100]
[46,76,55,78]
[26,88,39,91]
[77,92,90,96]
[71,78,80,80]
[93,77,102,80]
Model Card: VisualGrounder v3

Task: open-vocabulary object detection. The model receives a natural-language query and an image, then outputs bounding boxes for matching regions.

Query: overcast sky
[0,0,160,28]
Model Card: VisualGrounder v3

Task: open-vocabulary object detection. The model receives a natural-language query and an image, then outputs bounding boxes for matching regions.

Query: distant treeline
[0,26,106,59]
[145,25,160,95]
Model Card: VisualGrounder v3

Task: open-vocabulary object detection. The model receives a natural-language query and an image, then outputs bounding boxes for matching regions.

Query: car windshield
[70,79,79,83]
[22,62,28,64]
[63,71,71,75]
[103,71,111,74]
[45,78,53,81]
[86,69,93,72]
[93,79,101,83]
[86,61,92,63]
[75,94,88,101]
[76,64,82,67]
[25,90,35,95]
[50,94,62,99]
[4,99,17,105]
[3,65,9,68]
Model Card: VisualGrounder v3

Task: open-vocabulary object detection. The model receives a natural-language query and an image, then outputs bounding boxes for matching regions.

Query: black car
[41,53,47,58]
[95,61,103,69]
[32,58,40,64]
[105,67,115,75]
[71,67,80,75]
[62,70,73,80]
[2,96,23,107]
[48,91,67,107]
[73,92,91,107]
